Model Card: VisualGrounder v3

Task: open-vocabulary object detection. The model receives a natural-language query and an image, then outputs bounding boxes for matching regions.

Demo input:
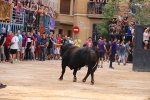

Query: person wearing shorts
[21,31,27,61]
[106,41,111,62]
[55,34,62,60]
[9,33,19,64]
[30,32,36,60]
[97,38,107,68]
[125,41,131,64]
[47,34,54,60]
[143,28,150,50]
[16,30,22,62]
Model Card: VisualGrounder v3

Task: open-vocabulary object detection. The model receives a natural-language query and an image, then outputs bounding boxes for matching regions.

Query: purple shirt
[111,41,117,54]
[22,35,27,47]
[98,42,105,52]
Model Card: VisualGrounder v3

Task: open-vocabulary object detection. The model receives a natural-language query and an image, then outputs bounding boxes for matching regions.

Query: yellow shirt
[74,39,81,47]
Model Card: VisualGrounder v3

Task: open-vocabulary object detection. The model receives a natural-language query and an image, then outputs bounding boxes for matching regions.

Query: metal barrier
[0,23,9,33]
[10,7,25,25]
[0,22,24,34]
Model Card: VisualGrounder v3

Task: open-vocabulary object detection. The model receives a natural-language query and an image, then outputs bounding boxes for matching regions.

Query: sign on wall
[73,26,80,34]
[79,21,84,26]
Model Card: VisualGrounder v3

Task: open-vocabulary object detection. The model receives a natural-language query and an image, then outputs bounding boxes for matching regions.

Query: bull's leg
[82,67,92,82]
[73,68,78,82]
[59,64,66,81]
[90,64,98,85]
[91,72,94,85]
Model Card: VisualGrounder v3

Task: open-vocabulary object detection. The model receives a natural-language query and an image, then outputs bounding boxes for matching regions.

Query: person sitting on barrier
[143,27,150,50]
[31,0,38,26]
[26,0,32,26]
[131,24,135,45]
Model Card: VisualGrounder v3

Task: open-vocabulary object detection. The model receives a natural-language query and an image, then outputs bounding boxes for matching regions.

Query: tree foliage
[128,0,150,25]
[96,1,116,38]
[96,0,150,38]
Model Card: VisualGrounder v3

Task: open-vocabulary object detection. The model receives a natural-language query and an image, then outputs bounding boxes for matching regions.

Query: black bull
[59,44,99,85]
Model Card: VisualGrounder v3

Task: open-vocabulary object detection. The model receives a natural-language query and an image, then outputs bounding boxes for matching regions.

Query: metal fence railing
[10,7,25,25]
[87,2,105,14]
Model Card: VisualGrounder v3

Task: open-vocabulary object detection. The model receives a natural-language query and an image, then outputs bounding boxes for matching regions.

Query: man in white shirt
[143,27,150,50]
[9,33,19,63]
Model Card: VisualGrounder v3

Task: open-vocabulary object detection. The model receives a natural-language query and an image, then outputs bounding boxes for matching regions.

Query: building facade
[54,0,128,45]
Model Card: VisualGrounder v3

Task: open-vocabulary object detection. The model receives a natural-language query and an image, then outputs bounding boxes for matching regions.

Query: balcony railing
[11,7,25,25]
[87,2,105,14]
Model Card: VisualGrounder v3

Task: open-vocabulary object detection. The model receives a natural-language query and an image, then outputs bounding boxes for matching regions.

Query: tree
[96,1,116,38]
[128,0,150,25]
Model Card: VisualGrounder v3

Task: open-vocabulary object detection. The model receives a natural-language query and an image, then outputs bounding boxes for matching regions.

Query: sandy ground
[0,60,150,100]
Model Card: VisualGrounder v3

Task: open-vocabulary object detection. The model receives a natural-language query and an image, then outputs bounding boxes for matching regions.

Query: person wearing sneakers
[4,31,13,62]
[118,40,126,65]
[25,32,33,61]
[109,37,118,69]
[0,83,7,89]
[0,28,6,63]
[20,31,27,61]
[97,38,107,68]
[9,33,19,64]
[30,32,36,61]
[16,30,22,62]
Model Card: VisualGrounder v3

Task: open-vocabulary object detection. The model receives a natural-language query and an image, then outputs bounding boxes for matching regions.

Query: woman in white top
[143,27,150,50]
[9,33,19,63]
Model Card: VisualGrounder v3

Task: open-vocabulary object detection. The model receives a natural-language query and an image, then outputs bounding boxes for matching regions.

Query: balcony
[87,2,129,18]
[87,2,104,15]
[56,14,74,25]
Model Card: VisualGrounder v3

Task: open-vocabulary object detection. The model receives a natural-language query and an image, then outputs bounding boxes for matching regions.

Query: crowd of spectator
[83,36,133,68]
[0,28,82,64]
[1,0,57,29]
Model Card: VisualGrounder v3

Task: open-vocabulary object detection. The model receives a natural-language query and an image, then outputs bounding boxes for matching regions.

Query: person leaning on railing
[36,4,44,27]
[13,2,23,23]
[31,0,38,26]
[44,7,51,34]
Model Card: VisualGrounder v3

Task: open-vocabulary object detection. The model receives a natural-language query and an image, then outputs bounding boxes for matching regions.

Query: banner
[50,18,55,30]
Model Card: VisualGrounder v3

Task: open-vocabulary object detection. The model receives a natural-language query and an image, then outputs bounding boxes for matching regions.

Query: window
[59,29,63,35]
[60,0,71,14]
[68,30,72,37]
[72,0,75,15]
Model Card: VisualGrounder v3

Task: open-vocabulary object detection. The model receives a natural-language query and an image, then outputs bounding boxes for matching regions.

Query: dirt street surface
[0,60,150,100]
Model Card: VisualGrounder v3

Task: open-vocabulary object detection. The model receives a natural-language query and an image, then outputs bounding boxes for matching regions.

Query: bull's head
[60,43,73,57]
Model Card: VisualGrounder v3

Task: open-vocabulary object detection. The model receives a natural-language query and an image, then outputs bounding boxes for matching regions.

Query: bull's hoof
[82,79,86,82]
[73,78,77,82]
[90,81,94,85]
[59,77,63,81]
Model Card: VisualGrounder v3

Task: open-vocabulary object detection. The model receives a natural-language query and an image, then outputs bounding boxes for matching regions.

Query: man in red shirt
[55,34,62,60]
[4,31,13,62]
